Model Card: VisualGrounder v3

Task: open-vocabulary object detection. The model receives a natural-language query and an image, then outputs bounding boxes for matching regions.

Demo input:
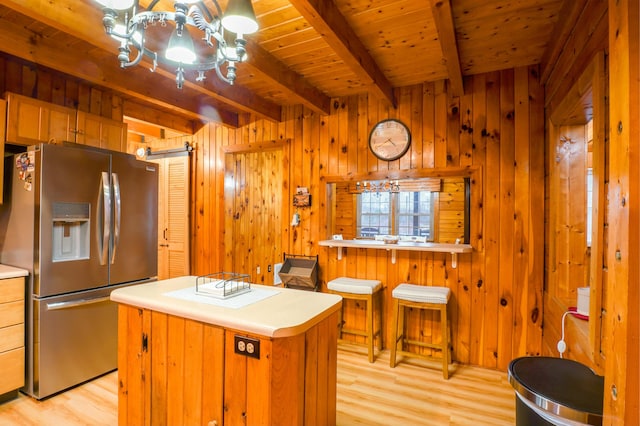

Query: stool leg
[441,304,449,380]
[366,293,374,363]
[390,298,400,368]
[376,290,383,352]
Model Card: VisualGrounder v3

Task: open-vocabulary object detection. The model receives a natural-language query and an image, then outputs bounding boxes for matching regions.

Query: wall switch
[256,266,261,275]
[268,264,272,273]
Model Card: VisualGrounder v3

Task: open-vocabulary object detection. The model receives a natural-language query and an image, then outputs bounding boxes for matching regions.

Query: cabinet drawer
[0,323,24,353]
[0,277,24,304]
[0,300,24,328]
[0,347,24,395]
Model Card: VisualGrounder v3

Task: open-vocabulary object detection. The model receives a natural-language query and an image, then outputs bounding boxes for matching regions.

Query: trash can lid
[508,357,604,425]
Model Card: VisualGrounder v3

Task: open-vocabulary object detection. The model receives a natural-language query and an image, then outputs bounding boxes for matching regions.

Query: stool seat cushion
[392,283,450,304]
[327,277,382,295]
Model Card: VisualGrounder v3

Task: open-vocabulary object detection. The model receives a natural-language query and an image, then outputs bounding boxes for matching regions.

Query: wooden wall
[0,54,125,121]
[605,0,639,424]
[541,0,609,369]
[189,69,545,371]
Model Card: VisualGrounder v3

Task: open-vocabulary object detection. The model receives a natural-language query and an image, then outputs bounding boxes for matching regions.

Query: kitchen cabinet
[113,277,341,426]
[0,271,27,401]
[5,93,127,151]
[76,111,127,151]
[151,156,190,280]
[5,93,76,145]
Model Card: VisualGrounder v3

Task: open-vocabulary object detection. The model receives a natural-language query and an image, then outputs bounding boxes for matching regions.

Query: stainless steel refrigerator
[0,143,158,399]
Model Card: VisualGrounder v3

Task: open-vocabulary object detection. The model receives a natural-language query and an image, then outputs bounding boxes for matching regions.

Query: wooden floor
[0,345,515,425]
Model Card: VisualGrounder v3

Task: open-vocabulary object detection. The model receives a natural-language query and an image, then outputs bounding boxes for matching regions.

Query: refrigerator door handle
[46,296,111,311]
[111,172,121,264]
[99,171,111,266]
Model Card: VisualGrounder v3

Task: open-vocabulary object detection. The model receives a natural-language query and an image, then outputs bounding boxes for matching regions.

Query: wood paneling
[0,55,125,122]
[604,0,640,424]
[189,67,544,371]
[542,3,609,376]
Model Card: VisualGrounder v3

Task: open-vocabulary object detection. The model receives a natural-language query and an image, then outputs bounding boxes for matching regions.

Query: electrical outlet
[234,335,260,359]
[256,266,261,275]
[268,264,272,273]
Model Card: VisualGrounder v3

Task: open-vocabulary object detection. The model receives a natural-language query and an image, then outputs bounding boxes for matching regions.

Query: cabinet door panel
[101,119,126,151]
[0,324,24,352]
[6,93,75,145]
[76,112,126,151]
[6,94,41,145]
[0,348,24,394]
[46,106,75,143]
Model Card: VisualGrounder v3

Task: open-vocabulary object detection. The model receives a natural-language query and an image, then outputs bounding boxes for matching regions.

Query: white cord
[557,310,571,358]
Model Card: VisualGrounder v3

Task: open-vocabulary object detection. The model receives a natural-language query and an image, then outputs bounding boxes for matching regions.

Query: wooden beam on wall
[245,40,331,116]
[288,0,397,108]
[539,0,589,84]
[428,0,465,98]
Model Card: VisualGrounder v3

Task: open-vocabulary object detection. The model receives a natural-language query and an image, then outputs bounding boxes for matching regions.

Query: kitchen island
[111,276,342,426]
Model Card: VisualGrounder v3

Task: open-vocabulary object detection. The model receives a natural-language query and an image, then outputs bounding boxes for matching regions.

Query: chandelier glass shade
[94,0,258,89]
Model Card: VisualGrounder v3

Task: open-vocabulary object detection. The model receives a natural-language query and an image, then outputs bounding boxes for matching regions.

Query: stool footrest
[402,338,446,351]
[341,328,380,338]
[395,350,447,364]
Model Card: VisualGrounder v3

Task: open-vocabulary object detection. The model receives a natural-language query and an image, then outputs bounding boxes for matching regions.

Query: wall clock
[368,119,411,161]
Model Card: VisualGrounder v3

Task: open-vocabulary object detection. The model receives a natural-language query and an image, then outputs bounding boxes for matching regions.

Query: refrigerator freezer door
[109,152,158,285]
[27,280,155,399]
[38,144,111,297]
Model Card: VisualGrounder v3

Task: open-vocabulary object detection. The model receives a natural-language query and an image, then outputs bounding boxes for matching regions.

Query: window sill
[318,239,473,267]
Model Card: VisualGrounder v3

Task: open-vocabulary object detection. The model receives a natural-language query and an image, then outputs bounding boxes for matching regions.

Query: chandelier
[94,0,259,89]
[356,180,400,193]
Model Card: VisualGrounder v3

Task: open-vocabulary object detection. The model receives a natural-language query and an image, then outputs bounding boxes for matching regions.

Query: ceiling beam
[428,0,464,98]
[288,0,397,108]
[1,0,282,122]
[245,39,331,116]
[539,0,589,84]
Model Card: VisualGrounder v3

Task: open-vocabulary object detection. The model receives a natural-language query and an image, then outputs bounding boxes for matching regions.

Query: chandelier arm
[213,62,233,85]
[120,48,145,68]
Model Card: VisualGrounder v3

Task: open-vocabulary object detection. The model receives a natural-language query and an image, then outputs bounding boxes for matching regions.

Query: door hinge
[142,333,148,352]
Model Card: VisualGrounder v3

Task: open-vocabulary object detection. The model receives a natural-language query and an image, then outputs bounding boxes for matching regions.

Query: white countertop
[110,276,342,338]
[318,239,473,253]
[0,264,29,279]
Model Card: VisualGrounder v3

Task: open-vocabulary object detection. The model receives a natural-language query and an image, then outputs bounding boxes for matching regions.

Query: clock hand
[386,138,396,146]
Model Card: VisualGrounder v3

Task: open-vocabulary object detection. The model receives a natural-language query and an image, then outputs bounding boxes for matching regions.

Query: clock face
[368,119,411,161]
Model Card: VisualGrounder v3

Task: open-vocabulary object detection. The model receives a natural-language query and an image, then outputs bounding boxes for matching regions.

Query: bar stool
[327,277,383,363]
[389,283,452,379]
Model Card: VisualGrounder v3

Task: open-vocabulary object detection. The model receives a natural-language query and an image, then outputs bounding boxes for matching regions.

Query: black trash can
[508,357,604,426]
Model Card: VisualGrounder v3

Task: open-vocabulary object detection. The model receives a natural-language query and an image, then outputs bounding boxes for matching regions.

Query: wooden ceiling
[0,0,565,129]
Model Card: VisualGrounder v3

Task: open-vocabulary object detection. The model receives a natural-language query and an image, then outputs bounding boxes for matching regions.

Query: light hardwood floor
[0,345,515,425]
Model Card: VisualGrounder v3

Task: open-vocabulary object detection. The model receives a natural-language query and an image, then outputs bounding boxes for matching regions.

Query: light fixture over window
[94,0,259,89]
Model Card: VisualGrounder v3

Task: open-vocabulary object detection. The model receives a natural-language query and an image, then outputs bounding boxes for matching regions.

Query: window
[586,118,593,247]
[356,186,435,240]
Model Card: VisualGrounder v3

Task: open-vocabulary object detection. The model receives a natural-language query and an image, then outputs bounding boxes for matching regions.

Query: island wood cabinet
[0,276,25,400]
[5,93,127,151]
[117,302,339,426]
